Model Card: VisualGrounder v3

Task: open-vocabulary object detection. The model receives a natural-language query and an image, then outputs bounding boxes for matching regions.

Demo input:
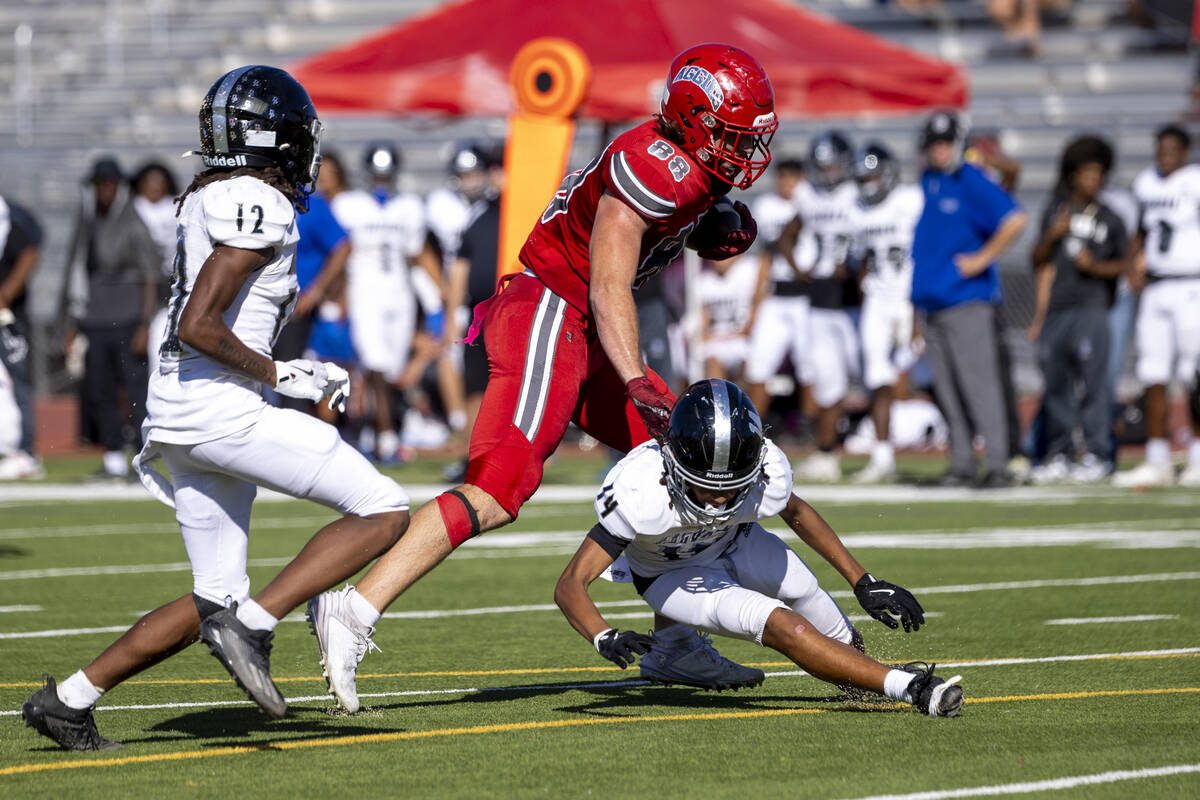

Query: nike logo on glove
[869,588,895,596]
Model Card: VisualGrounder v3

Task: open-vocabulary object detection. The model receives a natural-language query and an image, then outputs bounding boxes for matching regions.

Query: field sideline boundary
[2,687,1197,778]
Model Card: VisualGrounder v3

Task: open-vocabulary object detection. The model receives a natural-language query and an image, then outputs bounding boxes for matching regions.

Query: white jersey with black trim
[696,257,759,337]
[792,181,857,279]
[594,438,793,578]
[145,175,299,445]
[426,186,471,265]
[1133,163,1200,277]
[332,189,427,288]
[851,184,923,301]
[752,190,807,284]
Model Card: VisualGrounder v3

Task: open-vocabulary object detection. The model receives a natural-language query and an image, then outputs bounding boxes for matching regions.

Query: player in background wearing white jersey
[848,144,924,483]
[781,132,861,482]
[1115,125,1200,487]
[556,379,964,717]
[694,253,760,382]
[744,158,811,419]
[20,66,411,751]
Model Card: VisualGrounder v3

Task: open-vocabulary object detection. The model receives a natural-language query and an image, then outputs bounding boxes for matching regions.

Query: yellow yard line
[3,687,1198,777]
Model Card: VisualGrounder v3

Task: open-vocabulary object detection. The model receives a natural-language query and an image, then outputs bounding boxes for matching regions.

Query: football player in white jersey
[695,253,760,381]
[322,144,434,463]
[20,67,411,751]
[744,158,811,416]
[1115,124,1200,488]
[781,132,861,482]
[555,379,964,717]
[848,143,924,483]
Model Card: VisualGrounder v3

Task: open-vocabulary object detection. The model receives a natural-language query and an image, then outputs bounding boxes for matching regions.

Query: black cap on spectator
[88,157,122,183]
[920,111,963,149]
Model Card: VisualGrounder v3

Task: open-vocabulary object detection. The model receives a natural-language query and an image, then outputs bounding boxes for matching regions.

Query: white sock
[1145,438,1170,467]
[102,450,128,476]
[377,429,401,458]
[235,598,279,632]
[871,441,895,469]
[883,668,917,702]
[57,670,104,710]
[448,409,467,432]
[348,587,382,628]
[651,623,692,644]
[1189,439,1200,467]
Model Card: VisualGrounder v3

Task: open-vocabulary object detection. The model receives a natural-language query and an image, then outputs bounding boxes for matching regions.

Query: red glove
[625,377,673,441]
[694,200,757,261]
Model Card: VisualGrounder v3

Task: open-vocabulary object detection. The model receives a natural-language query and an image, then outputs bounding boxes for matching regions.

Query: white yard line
[0,605,40,613]
[1,647,1196,717]
[841,764,1200,800]
[1045,615,1178,625]
[2,481,1183,508]
[0,515,336,541]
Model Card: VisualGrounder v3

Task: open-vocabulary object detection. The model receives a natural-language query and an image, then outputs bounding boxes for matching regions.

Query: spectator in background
[63,157,161,480]
[986,0,1074,56]
[271,184,351,413]
[965,130,1022,194]
[1114,124,1200,488]
[130,161,179,375]
[1026,136,1127,484]
[911,112,1028,487]
[0,193,43,479]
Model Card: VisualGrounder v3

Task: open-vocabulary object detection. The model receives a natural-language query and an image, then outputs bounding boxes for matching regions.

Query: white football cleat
[1112,461,1174,488]
[1069,453,1109,484]
[0,452,45,480]
[795,452,841,483]
[306,586,380,713]
[1029,455,1070,485]
[640,628,764,690]
[851,461,896,484]
[1177,463,1200,487]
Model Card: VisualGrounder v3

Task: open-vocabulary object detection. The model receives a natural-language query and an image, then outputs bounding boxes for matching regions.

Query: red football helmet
[659,43,777,190]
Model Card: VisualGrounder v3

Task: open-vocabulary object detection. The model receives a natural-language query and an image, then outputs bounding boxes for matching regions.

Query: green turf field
[1,455,1198,798]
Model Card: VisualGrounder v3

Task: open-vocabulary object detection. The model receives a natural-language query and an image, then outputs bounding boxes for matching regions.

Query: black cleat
[901,661,964,717]
[21,675,122,751]
[199,606,287,719]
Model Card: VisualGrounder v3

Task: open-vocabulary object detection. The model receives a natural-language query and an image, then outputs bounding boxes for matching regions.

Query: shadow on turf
[129,705,408,747]
[0,544,29,558]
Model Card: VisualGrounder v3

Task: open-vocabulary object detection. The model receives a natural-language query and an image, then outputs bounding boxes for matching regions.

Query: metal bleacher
[0,0,1192,371]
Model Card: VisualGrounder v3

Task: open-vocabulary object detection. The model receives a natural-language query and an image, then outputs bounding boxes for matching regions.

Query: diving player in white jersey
[20,67,411,751]
[744,158,811,416]
[1115,124,1200,488]
[695,253,759,381]
[781,132,860,482]
[848,143,924,483]
[555,379,964,717]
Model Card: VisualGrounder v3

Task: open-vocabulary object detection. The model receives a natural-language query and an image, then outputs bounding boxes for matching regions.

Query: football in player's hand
[690,198,756,261]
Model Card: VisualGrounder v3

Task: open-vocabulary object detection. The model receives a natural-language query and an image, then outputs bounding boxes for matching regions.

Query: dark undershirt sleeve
[586,523,629,559]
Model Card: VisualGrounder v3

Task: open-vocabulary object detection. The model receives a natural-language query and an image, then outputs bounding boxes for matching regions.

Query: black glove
[594,628,654,668]
[854,573,925,632]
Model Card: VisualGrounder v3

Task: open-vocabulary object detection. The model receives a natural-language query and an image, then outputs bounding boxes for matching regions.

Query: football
[707,196,743,234]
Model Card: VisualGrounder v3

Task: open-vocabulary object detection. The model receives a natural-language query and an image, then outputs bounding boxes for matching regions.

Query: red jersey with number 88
[518,120,718,315]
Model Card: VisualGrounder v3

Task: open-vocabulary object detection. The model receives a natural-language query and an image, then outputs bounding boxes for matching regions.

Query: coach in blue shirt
[912,112,1027,487]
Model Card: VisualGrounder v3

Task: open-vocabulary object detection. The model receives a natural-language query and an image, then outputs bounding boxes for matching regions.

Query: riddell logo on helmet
[673,65,724,110]
[706,471,733,479]
[202,154,248,168]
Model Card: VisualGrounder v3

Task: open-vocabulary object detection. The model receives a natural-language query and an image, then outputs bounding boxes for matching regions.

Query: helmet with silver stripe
[663,379,766,523]
[193,65,323,206]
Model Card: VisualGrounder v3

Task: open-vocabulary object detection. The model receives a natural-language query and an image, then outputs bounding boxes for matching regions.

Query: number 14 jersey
[146,175,300,444]
[519,120,717,315]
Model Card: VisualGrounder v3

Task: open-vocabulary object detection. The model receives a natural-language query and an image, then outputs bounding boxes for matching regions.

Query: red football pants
[464,274,673,518]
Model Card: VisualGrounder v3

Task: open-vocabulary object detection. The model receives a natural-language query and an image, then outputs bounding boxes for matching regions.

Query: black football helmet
[853,142,899,206]
[663,379,766,524]
[808,130,853,191]
[194,65,322,206]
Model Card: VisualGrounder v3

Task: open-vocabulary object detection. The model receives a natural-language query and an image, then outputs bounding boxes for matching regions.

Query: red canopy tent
[289,0,968,119]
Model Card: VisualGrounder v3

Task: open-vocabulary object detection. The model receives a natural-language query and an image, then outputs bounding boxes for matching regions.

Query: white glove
[274,359,351,412]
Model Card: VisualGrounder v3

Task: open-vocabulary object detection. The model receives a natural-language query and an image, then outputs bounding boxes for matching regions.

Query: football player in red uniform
[306,43,780,711]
